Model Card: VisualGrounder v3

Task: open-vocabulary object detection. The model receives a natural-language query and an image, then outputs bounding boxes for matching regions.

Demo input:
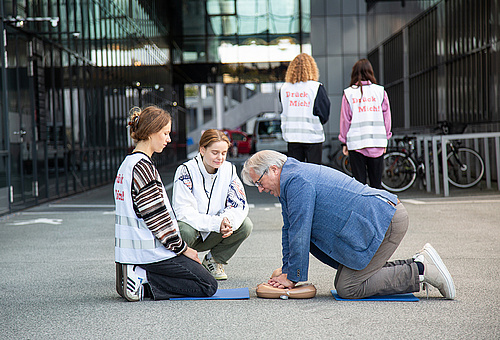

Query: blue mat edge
[331,290,419,302]
[171,288,250,300]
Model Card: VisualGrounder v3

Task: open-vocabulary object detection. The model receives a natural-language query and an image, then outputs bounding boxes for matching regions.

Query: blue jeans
[141,255,217,300]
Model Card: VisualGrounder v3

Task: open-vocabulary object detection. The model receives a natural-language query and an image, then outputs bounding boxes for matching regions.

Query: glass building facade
[0,0,177,214]
[1,0,498,214]
[0,0,312,215]
[173,0,311,83]
[366,0,500,133]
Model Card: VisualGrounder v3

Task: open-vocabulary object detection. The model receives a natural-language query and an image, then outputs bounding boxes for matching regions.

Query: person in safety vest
[114,106,217,301]
[280,53,330,164]
[339,58,392,189]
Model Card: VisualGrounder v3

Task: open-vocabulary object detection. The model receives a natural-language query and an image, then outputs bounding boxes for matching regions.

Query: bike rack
[420,132,500,197]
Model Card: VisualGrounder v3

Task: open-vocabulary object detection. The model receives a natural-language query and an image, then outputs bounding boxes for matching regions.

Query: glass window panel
[209,16,237,35]
[3,0,14,16]
[207,0,236,15]
[301,0,311,33]
[59,1,68,47]
[39,0,49,17]
[238,15,268,35]
[6,32,17,69]
[183,0,206,35]
[270,14,298,34]
[208,37,222,62]
[0,155,7,213]
[0,69,3,151]
[183,38,207,62]
[237,0,268,16]
[301,37,312,55]
[270,0,296,16]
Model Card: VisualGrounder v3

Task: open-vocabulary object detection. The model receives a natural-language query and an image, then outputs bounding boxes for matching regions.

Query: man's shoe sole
[423,243,456,299]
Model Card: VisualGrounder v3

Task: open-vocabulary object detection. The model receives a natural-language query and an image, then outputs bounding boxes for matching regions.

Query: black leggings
[348,151,384,189]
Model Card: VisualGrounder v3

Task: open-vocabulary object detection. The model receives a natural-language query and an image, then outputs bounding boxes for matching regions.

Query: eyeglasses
[254,168,268,188]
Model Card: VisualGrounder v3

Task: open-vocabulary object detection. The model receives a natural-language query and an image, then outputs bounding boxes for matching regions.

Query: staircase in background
[187,92,279,154]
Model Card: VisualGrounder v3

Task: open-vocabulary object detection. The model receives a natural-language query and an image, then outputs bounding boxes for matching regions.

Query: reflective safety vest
[280,81,325,143]
[344,84,387,150]
[114,153,176,264]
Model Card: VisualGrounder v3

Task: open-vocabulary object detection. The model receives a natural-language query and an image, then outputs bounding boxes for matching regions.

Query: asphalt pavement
[1,156,499,339]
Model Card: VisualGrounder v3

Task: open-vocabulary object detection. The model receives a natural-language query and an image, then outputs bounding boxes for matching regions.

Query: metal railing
[389,132,500,196]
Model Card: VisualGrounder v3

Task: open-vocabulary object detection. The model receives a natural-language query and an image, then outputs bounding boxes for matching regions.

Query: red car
[223,129,252,156]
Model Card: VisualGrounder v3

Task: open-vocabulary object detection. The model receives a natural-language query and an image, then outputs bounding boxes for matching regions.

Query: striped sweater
[131,158,187,255]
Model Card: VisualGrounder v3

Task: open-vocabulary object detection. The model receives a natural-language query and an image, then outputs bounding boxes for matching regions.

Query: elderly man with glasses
[241,150,455,300]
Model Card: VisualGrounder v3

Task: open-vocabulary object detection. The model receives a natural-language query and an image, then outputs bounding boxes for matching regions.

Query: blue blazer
[279,158,398,282]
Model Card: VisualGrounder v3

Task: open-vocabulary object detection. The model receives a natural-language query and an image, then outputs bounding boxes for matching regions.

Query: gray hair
[241,150,288,186]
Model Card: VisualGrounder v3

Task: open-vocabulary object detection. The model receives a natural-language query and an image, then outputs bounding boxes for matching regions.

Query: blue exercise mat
[170,288,249,300]
[331,290,419,302]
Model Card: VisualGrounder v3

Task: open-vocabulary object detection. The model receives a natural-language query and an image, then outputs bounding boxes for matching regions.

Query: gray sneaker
[414,243,456,299]
[202,255,228,280]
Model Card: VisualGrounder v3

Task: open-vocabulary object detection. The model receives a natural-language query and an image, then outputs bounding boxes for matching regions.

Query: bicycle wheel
[341,154,352,176]
[447,148,484,188]
[381,152,417,192]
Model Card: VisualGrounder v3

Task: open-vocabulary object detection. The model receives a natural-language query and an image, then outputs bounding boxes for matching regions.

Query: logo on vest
[115,189,125,201]
[115,174,124,184]
[286,91,311,107]
[352,96,376,103]
[358,105,381,112]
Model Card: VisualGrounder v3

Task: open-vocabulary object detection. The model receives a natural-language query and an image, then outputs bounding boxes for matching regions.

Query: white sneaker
[124,265,145,302]
[414,243,456,299]
[202,255,228,280]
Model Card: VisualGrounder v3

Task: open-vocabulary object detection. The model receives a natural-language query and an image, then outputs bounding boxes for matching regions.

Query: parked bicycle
[324,143,351,175]
[381,126,485,192]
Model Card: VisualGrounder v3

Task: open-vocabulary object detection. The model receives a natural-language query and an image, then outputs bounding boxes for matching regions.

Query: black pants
[141,255,218,300]
[348,150,384,189]
[287,142,323,164]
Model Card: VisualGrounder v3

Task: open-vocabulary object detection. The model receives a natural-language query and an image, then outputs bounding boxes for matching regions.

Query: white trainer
[414,243,456,299]
[124,265,145,302]
[202,255,228,280]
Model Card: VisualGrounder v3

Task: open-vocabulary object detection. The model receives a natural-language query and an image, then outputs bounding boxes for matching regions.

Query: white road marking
[8,218,63,225]
[48,204,115,208]
[402,198,500,205]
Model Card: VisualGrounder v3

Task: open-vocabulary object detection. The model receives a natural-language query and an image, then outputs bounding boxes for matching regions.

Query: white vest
[114,153,176,264]
[179,155,234,239]
[280,81,325,143]
[344,84,387,150]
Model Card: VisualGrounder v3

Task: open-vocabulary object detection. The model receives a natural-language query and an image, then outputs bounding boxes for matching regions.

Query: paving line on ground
[401,198,500,205]
[248,203,281,209]
[48,204,116,208]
